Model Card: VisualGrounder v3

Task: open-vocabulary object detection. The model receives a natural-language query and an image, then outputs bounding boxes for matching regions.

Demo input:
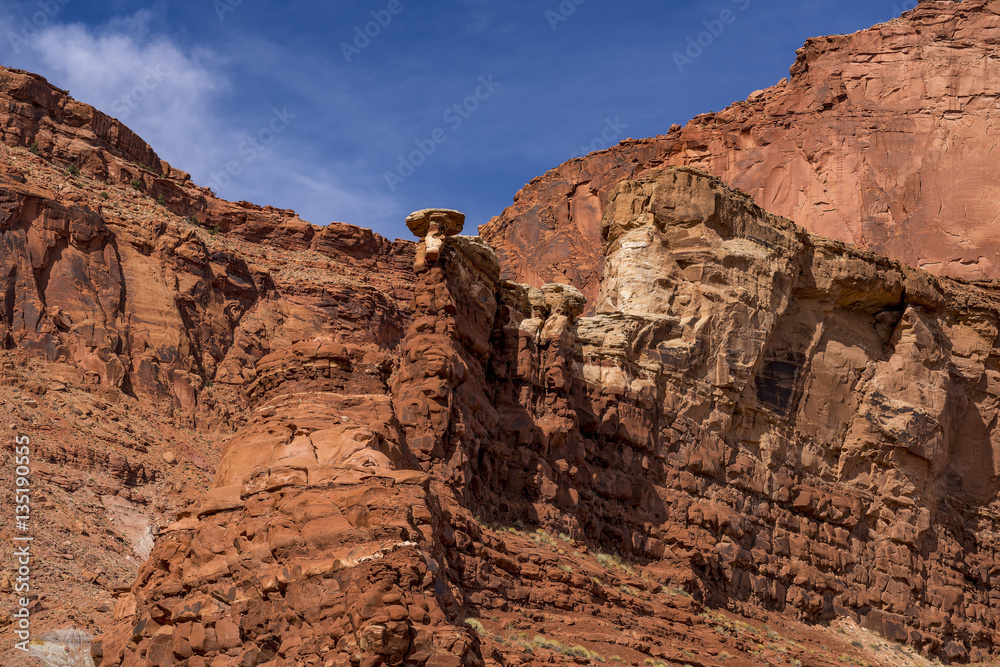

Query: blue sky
[0,0,918,240]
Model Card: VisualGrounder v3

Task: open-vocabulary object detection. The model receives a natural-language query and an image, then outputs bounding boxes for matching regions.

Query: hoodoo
[2,1,1000,665]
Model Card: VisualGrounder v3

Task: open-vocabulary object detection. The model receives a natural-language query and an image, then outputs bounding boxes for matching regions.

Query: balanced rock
[407,208,466,266]
[405,209,465,238]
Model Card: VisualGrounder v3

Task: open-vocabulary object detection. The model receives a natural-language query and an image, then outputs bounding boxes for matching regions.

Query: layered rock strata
[95,211,506,667]
[0,66,416,414]
[481,0,1000,310]
[479,168,1000,661]
[99,169,1000,664]
[0,64,416,664]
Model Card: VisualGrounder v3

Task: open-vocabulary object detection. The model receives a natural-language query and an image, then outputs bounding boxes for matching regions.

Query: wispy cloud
[0,5,404,234]
[1,8,226,170]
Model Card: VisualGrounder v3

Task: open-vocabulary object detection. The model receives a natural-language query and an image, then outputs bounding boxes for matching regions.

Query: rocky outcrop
[470,168,1000,662]
[0,66,168,177]
[481,0,1000,310]
[0,64,417,665]
[95,214,506,667]
[96,169,1000,664]
[0,65,416,414]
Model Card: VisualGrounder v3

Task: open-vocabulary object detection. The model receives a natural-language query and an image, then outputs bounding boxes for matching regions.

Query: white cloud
[0,8,229,173]
[0,6,401,232]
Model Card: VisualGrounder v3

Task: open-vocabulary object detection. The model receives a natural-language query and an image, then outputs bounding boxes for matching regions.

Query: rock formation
[93,169,1000,665]
[481,0,1000,310]
[5,3,1000,662]
[0,64,415,666]
[0,65,415,413]
[95,209,506,667]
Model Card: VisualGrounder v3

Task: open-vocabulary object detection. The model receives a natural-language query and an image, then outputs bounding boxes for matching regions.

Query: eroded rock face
[95,218,504,667]
[479,168,1000,661]
[94,333,484,666]
[0,66,416,415]
[0,64,418,664]
[98,171,1000,665]
[481,0,1000,310]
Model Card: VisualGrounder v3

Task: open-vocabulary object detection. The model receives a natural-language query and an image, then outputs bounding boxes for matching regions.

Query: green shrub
[67,164,80,176]
[28,142,39,155]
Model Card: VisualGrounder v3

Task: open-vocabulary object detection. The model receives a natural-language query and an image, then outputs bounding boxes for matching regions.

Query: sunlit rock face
[482,0,1000,311]
[485,168,1000,660]
[101,169,1000,665]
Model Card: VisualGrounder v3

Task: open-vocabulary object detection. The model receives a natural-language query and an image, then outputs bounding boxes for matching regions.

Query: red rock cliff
[97,170,1000,665]
[0,65,416,666]
[481,0,1000,310]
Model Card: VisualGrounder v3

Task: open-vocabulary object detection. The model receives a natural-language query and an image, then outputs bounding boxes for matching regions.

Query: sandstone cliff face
[98,169,1000,665]
[479,168,1000,662]
[481,0,1000,310]
[95,215,509,667]
[6,16,1000,662]
[0,65,415,416]
[0,65,416,665]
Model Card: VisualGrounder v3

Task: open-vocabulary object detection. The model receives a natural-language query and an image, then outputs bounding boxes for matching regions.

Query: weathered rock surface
[481,0,1000,310]
[7,6,1000,661]
[96,219,502,667]
[0,64,417,666]
[0,65,415,414]
[95,169,1000,665]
